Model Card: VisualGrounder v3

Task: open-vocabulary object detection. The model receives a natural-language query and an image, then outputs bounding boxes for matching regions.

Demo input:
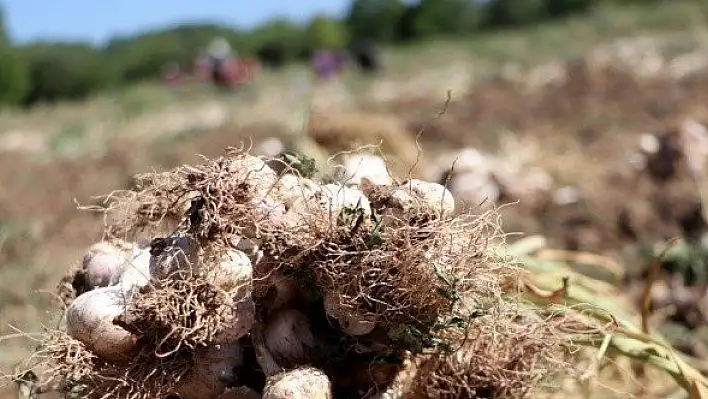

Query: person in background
[311,49,347,81]
[348,38,382,74]
[162,61,182,86]
[196,37,236,88]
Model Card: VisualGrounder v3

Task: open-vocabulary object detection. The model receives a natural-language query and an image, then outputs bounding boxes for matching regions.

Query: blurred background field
[3,0,708,397]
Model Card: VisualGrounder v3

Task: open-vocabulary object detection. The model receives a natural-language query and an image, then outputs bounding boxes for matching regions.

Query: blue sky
[3,0,351,44]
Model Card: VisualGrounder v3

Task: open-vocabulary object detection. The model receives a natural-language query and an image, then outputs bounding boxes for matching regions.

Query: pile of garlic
[55,150,460,399]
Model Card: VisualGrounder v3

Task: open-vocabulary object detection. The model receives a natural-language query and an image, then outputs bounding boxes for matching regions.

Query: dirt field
[3,8,708,397]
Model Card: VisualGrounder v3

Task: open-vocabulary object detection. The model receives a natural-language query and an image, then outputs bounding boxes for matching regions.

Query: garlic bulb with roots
[337,153,393,186]
[149,235,199,280]
[323,292,377,336]
[274,173,319,210]
[319,184,372,217]
[289,183,371,225]
[233,153,280,200]
[263,308,318,368]
[66,286,140,364]
[446,169,500,210]
[370,186,419,227]
[282,183,372,229]
[209,249,252,293]
[172,342,244,399]
[208,249,256,343]
[263,367,333,399]
[81,240,133,290]
[402,179,455,218]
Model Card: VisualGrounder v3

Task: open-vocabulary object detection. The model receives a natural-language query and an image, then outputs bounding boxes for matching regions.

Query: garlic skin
[319,184,372,218]
[244,197,287,238]
[209,250,252,293]
[263,367,333,399]
[236,155,279,199]
[66,286,139,364]
[285,183,372,228]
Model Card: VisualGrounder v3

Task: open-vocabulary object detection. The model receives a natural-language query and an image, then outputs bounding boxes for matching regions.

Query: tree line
[0,0,664,107]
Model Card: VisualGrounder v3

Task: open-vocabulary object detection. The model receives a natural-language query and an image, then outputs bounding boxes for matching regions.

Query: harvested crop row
[23,147,584,399]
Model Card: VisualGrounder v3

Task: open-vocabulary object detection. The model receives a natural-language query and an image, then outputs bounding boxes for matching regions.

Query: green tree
[0,6,30,106]
[345,0,407,42]
[0,6,6,46]
[103,23,251,83]
[250,19,306,66]
[545,0,597,17]
[22,43,117,105]
[411,0,483,37]
[481,0,550,27]
[304,15,349,53]
[0,47,29,105]
[107,35,190,82]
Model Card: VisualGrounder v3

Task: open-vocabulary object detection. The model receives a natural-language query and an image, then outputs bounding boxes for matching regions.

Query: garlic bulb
[263,367,332,399]
[209,250,255,343]
[66,286,139,363]
[81,241,133,290]
[402,179,455,218]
